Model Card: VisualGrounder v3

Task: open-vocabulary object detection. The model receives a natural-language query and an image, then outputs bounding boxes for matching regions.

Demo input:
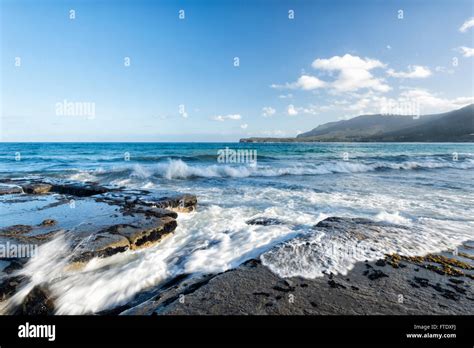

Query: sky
[1,0,473,142]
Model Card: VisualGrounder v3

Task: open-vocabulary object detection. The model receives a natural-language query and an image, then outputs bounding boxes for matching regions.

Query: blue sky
[1,0,473,141]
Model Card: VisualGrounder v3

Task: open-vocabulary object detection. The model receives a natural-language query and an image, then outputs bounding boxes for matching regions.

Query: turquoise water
[1,142,473,313]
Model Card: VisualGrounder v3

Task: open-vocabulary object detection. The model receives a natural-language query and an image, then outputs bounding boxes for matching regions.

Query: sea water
[0,142,473,314]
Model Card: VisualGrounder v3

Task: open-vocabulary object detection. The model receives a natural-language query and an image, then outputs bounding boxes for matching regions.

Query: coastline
[0,179,472,315]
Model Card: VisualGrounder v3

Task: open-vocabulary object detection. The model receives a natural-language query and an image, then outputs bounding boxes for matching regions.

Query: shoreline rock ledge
[0,179,198,313]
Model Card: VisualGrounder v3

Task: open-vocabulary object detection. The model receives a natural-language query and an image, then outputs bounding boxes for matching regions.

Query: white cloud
[240,123,248,129]
[312,54,390,93]
[387,65,432,79]
[287,104,298,116]
[286,104,320,116]
[386,45,392,50]
[294,75,326,90]
[398,89,474,113]
[312,54,385,71]
[458,46,474,57]
[459,17,474,32]
[261,106,276,117]
[278,93,293,99]
[271,75,326,90]
[212,114,242,121]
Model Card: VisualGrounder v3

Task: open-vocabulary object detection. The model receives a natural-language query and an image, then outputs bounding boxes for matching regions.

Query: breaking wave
[66,158,474,183]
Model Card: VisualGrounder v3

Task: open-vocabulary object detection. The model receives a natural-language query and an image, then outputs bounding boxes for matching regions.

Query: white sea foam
[261,219,473,279]
[374,211,411,225]
[4,205,303,314]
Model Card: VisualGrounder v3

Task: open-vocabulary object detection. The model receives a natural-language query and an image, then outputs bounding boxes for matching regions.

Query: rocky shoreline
[0,180,472,315]
[118,219,474,315]
[0,178,197,314]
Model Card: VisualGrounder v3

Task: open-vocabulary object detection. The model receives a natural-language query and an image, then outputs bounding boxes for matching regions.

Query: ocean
[1,142,473,314]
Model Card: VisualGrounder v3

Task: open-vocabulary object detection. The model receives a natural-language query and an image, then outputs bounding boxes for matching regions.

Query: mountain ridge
[240,104,474,143]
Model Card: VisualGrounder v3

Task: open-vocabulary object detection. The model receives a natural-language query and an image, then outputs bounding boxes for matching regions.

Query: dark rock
[20,285,55,315]
[375,259,386,267]
[413,277,430,287]
[315,217,381,228]
[272,280,295,293]
[71,233,130,263]
[40,219,57,226]
[126,206,178,219]
[367,270,388,281]
[153,194,197,213]
[22,183,52,194]
[0,224,33,236]
[328,280,346,289]
[50,183,108,197]
[449,278,464,284]
[253,292,270,297]
[0,185,23,195]
[0,275,26,301]
[110,216,177,249]
[246,217,284,226]
[447,283,466,294]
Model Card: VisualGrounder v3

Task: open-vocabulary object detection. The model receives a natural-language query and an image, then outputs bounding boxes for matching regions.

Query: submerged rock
[246,217,284,226]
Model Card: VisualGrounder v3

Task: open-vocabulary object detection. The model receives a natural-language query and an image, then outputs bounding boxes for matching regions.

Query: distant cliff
[240,104,474,143]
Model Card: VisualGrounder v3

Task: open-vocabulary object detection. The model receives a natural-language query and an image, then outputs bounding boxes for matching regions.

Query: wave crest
[67,158,474,183]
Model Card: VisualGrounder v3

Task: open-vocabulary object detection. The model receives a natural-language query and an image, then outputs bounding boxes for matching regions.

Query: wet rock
[71,233,131,263]
[40,219,57,226]
[0,275,26,302]
[127,206,178,219]
[449,278,464,284]
[0,185,23,195]
[246,217,284,226]
[2,259,27,274]
[447,283,466,294]
[20,285,55,315]
[22,183,53,194]
[328,280,346,289]
[413,277,430,287]
[0,224,33,236]
[315,217,383,228]
[50,183,108,197]
[366,270,388,281]
[110,216,177,249]
[153,194,197,213]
